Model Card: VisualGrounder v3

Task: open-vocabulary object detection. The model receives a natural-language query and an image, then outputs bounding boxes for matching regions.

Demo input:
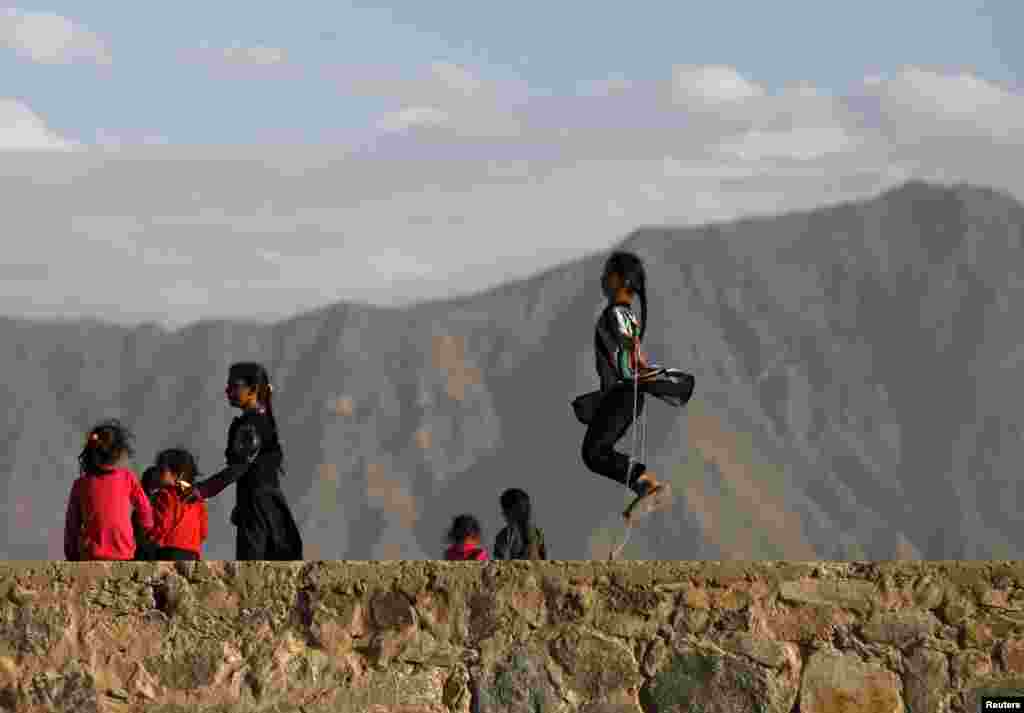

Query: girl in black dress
[192,362,303,560]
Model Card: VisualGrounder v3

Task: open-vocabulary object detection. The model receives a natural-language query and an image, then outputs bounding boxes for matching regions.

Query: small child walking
[132,466,161,561]
[444,514,489,561]
[64,419,154,561]
[148,448,208,561]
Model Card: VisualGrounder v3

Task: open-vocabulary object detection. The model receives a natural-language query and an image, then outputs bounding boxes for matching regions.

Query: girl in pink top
[64,419,154,561]
[444,514,489,561]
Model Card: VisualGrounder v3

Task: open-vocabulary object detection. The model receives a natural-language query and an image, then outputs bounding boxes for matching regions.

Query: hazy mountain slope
[2,180,1022,560]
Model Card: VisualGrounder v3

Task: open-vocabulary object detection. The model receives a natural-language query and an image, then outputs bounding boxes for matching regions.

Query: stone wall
[1,561,1023,712]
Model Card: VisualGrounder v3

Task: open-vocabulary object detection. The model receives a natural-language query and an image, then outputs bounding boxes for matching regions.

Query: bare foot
[623,473,668,521]
[636,471,660,489]
[623,482,673,522]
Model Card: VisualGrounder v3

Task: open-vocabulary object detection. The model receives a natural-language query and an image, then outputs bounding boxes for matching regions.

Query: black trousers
[581,385,647,495]
[154,547,199,561]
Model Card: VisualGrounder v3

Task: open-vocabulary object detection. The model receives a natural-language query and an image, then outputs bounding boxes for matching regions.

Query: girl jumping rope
[574,251,695,523]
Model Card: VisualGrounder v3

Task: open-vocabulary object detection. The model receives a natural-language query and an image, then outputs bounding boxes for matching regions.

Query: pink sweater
[64,468,154,561]
[444,542,489,561]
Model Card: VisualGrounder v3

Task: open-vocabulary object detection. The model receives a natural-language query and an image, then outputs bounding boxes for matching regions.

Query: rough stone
[642,643,800,713]
[474,643,560,713]
[861,610,940,649]
[550,628,640,705]
[951,649,993,690]
[763,603,855,644]
[999,638,1024,676]
[800,650,904,713]
[6,561,1024,711]
[23,661,99,713]
[720,632,793,669]
[779,578,878,613]
[904,645,950,713]
[912,577,947,610]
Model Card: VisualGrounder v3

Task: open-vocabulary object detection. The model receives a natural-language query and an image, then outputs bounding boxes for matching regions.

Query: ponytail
[229,362,278,434]
[260,381,278,435]
[636,283,648,343]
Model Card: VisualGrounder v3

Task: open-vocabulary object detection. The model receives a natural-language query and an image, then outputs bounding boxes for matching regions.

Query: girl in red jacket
[65,419,154,561]
[149,448,208,561]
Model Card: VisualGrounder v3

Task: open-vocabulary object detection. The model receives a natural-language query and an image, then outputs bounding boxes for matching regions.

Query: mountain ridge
[4,178,1023,561]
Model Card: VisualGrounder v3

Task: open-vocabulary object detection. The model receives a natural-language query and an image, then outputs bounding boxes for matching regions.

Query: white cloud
[0,98,77,150]
[367,248,433,277]
[429,61,483,96]
[183,42,288,70]
[377,106,450,133]
[2,64,1024,326]
[860,67,1024,142]
[0,9,110,65]
[221,43,286,66]
[671,64,765,106]
[717,126,862,161]
[337,61,527,138]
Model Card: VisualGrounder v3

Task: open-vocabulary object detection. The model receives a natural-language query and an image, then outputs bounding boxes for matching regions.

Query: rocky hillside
[2,179,1024,561]
[1,560,1023,712]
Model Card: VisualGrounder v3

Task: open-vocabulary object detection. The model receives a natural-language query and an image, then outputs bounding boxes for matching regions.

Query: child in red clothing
[65,419,154,561]
[444,514,489,561]
[149,449,208,561]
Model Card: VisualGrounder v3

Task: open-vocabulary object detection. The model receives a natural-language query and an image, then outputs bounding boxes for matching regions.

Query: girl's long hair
[79,419,135,475]
[499,488,534,548]
[602,251,648,342]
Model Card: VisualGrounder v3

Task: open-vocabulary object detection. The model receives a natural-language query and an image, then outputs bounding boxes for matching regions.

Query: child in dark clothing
[493,488,546,560]
[132,466,161,561]
[444,514,489,561]
[189,362,303,560]
[149,449,208,561]
[65,419,154,561]
[574,251,695,521]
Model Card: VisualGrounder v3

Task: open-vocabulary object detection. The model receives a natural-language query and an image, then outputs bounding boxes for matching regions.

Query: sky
[0,1,1022,327]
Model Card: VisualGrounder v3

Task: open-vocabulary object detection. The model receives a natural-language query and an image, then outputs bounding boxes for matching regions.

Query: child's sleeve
[147,490,173,545]
[130,476,155,533]
[196,463,249,500]
[476,548,489,561]
[64,480,81,561]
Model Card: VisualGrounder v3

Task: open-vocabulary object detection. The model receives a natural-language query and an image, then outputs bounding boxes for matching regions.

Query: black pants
[154,547,199,561]
[581,385,647,495]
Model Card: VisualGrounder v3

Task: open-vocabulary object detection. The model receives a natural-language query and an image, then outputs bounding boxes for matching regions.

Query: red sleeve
[130,475,154,532]
[64,479,81,561]
[148,490,174,545]
[199,501,208,542]
[476,548,489,561]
